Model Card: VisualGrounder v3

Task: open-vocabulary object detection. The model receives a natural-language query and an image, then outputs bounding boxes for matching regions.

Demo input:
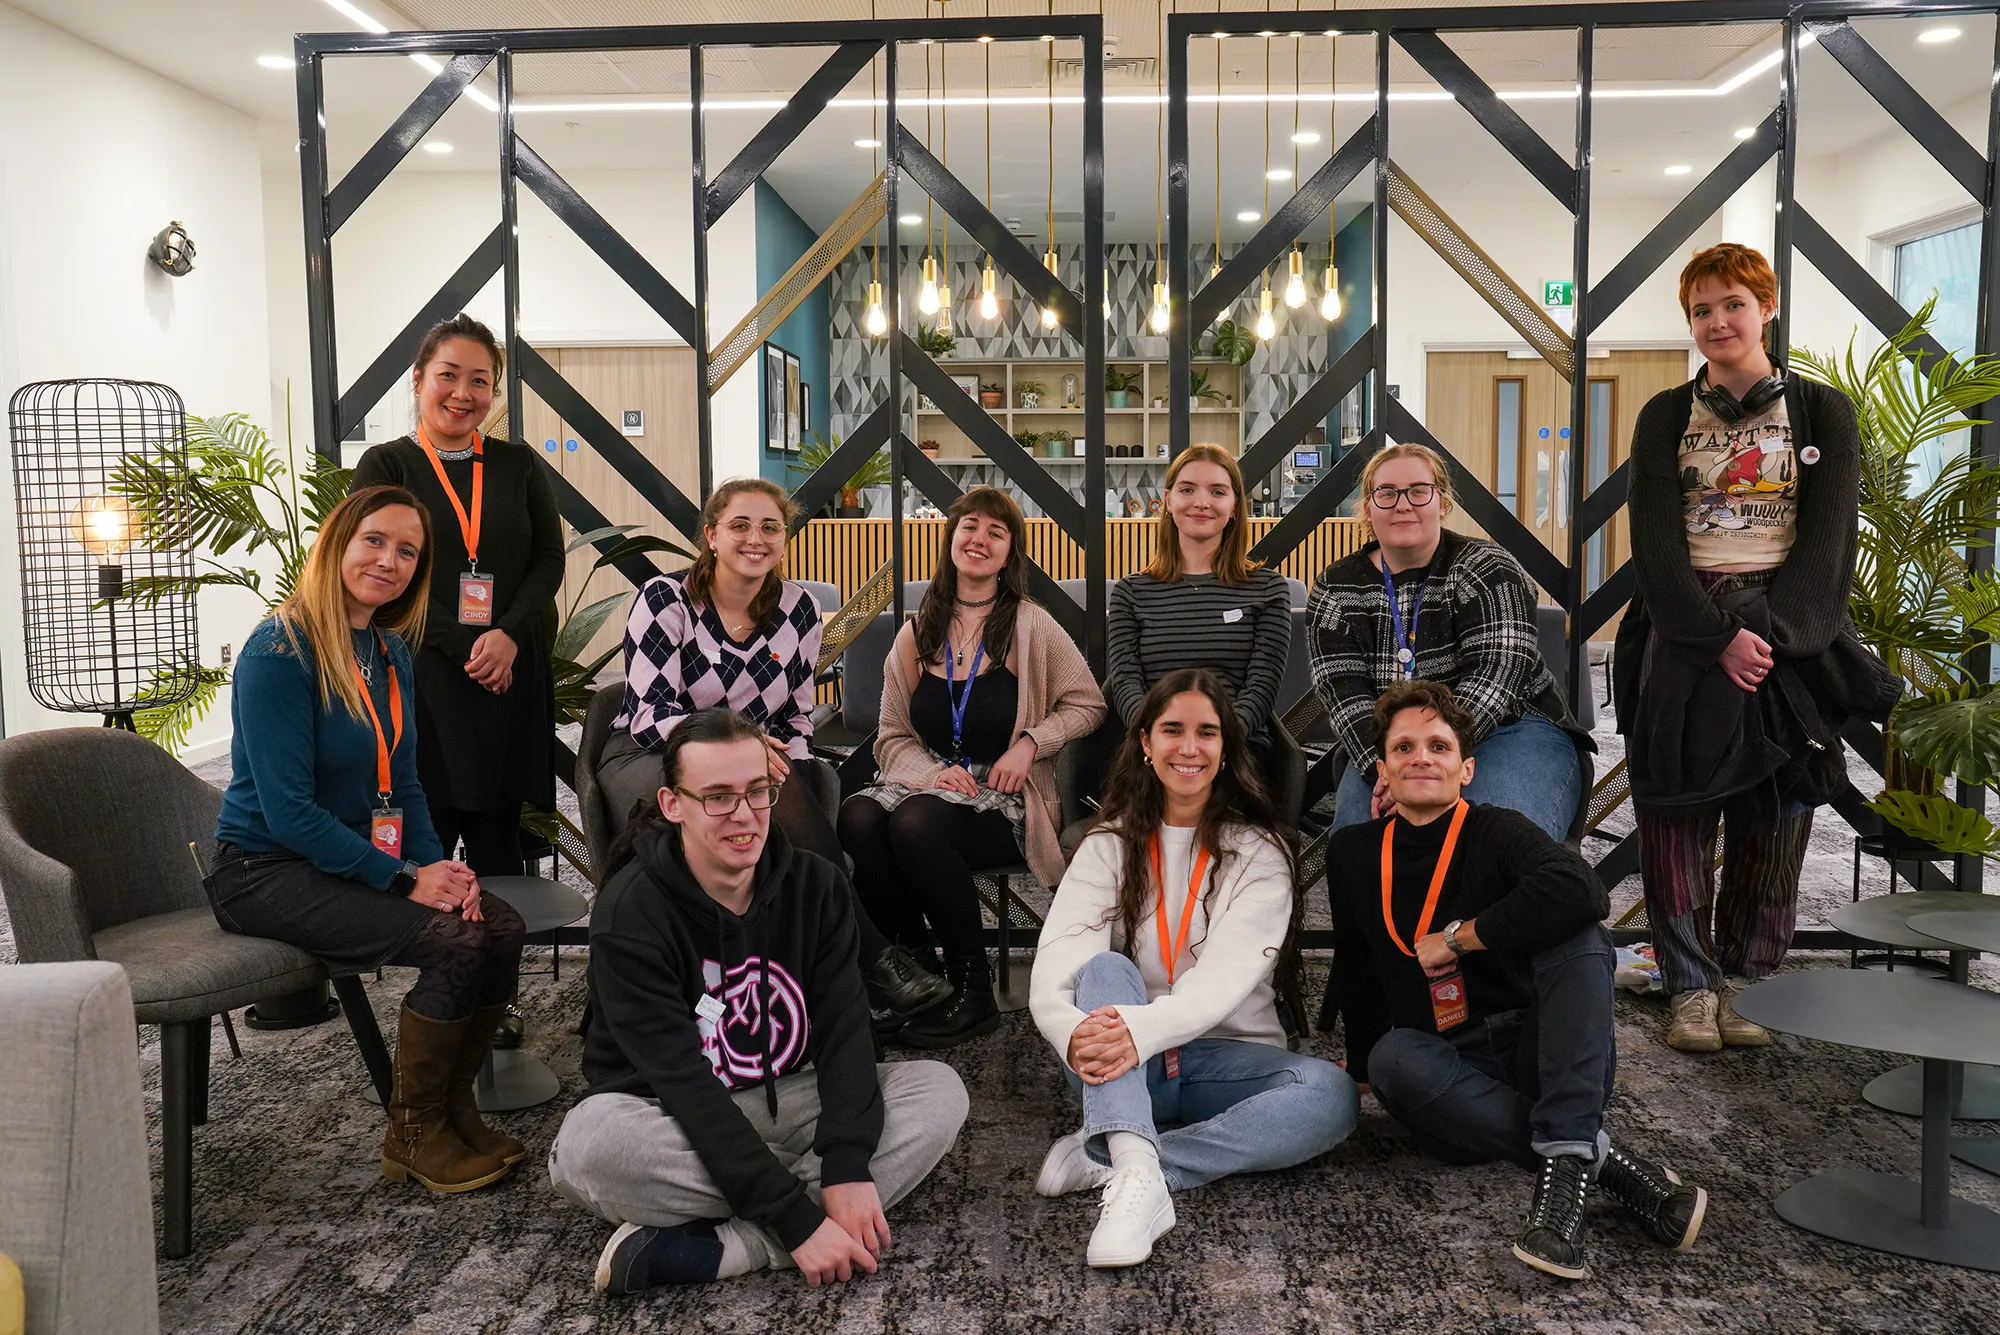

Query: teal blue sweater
[216,617,444,888]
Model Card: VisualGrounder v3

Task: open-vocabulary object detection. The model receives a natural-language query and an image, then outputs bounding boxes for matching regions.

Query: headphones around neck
[1695,364,1787,424]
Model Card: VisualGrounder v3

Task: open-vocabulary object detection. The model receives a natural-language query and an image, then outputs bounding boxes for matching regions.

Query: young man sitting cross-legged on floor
[1326,680,1707,1280]
[547,707,969,1295]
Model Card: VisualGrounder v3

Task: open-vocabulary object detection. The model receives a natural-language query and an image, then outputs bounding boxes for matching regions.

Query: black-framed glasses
[672,782,783,817]
[1370,483,1438,510]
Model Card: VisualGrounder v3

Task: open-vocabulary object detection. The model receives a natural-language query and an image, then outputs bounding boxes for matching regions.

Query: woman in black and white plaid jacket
[1305,443,1591,840]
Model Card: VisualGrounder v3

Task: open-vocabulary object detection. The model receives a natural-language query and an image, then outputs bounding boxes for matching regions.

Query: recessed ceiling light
[1265,168,1293,181]
[899,214,924,225]
[855,138,881,149]
[1290,130,1321,145]
[1733,126,1755,140]
[1664,164,1692,175]
[423,141,453,154]
[1236,210,1261,222]
[1919,26,1962,44]
[257,54,295,69]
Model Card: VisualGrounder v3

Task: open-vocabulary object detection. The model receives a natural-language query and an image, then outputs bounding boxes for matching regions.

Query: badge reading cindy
[458,572,495,625]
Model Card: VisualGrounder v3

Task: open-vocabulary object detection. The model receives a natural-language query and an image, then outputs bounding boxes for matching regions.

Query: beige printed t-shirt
[1678,396,1798,568]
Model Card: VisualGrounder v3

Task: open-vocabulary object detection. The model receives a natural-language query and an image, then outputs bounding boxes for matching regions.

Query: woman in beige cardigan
[840,487,1105,1049]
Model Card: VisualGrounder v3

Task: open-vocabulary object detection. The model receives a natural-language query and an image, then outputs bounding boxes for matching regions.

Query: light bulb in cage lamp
[917,255,941,315]
[1320,265,1342,322]
[1255,287,1277,341]
[147,221,196,277]
[937,286,953,336]
[979,259,1000,319]
[73,493,136,597]
[1150,283,1171,333]
[1284,251,1308,309]
[863,281,889,337]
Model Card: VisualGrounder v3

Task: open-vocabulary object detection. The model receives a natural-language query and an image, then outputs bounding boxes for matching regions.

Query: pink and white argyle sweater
[615,572,824,759]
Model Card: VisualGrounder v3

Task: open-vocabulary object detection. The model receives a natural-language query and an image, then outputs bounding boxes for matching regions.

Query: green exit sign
[1543,280,1574,307]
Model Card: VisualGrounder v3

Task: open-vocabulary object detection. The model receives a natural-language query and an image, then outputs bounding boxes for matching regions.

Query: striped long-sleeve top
[1105,567,1292,737]
[1305,529,1586,773]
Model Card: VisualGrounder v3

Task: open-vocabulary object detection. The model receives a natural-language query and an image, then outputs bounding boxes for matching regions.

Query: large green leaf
[592,534,694,572]
[566,523,640,556]
[552,591,634,662]
[1866,790,2000,859]
[1888,684,2000,786]
[135,664,232,756]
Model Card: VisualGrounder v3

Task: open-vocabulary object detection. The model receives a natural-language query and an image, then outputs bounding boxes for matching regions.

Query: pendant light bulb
[1149,282,1171,334]
[1284,250,1308,310]
[1320,265,1342,322]
[1103,267,1112,322]
[864,281,888,337]
[917,254,940,315]
[1255,285,1277,341]
[937,286,953,335]
[1039,248,1061,329]
[978,258,999,320]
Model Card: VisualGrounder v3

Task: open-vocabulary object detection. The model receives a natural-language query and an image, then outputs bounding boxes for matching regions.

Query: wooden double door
[519,344,699,662]
[1425,348,1688,633]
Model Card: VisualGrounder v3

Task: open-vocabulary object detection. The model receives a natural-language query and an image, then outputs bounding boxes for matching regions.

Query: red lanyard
[415,425,484,570]
[1149,833,1213,984]
[1379,801,1468,956]
[352,631,403,806]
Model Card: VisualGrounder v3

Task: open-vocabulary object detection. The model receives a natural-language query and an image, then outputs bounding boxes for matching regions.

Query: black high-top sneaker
[1596,1145,1707,1251]
[1513,1153,1593,1280]
[898,953,1000,1048]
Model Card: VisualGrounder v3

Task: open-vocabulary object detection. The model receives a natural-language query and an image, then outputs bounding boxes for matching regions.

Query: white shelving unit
[913,357,1249,466]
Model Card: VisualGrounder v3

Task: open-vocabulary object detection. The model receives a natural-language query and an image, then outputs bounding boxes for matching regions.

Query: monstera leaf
[1888,683,2000,787]
[1866,790,2000,858]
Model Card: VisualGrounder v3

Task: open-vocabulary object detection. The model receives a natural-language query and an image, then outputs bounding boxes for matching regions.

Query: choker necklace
[956,591,1000,609]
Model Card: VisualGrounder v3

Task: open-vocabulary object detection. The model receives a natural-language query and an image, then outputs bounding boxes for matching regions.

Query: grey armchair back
[577,682,626,880]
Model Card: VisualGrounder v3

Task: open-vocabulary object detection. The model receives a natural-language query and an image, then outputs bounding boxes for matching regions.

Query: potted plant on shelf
[919,437,941,459]
[1793,298,2000,855]
[1043,428,1073,459]
[916,322,956,359]
[1210,318,1256,367]
[980,380,1005,409]
[1188,368,1226,410]
[1013,428,1045,457]
[1018,379,1046,409]
[1105,364,1139,410]
[790,431,894,517]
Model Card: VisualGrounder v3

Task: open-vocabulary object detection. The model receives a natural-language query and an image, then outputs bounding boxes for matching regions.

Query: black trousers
[432,804,524,878]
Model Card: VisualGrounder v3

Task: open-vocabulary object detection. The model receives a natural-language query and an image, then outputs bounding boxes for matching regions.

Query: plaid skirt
[855,755,1028,854]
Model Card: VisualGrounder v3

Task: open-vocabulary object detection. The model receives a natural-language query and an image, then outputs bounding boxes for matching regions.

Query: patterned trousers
[1636,804,1813,995]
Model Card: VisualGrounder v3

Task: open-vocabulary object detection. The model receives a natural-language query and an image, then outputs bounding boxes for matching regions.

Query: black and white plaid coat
[1305,528,1580,771]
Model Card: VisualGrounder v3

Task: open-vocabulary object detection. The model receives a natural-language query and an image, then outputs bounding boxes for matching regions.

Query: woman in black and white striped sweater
[1306,443,1590,841]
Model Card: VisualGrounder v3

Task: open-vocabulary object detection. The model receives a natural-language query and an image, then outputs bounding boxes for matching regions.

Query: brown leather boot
[381,1006,510,1192]
[445,1004,527,1166]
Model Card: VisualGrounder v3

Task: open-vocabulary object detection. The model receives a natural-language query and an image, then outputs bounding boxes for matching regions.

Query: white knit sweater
[1030,822,1292,1065]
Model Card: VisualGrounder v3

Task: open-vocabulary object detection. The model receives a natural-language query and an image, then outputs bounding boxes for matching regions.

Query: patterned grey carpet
[5,682,2000,1332]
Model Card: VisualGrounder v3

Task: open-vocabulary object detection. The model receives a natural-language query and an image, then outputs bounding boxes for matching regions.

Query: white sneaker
[1086,1164,1174,1268]
[1036,1130,1114,1198]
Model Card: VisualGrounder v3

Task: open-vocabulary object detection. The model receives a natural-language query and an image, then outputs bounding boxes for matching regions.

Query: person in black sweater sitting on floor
[1327,680,1707,1281]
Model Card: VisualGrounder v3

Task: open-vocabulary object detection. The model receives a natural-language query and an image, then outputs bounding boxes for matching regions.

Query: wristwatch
[389,860,420,896]
[1443,919,1469,957]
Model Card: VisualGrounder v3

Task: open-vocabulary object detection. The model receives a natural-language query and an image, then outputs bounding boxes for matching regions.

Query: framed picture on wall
[764,344,788,454]
[784,352,802,452]
[950,373,980,402]
[799,384,811,442]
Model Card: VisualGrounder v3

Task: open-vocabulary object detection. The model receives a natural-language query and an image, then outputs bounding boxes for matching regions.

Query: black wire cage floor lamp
[7,379,200,731]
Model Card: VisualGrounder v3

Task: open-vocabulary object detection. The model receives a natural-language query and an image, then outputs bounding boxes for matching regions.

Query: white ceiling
[15,1,1995,243]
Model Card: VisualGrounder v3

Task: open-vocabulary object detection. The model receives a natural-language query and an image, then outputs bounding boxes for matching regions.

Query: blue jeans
[1063,953,1358,1191]
[1364,925,1616,1167]
[1331,715,1581,841]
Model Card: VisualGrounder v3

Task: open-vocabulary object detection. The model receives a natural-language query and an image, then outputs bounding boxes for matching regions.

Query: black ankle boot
[866,944,953,1019]
[898,954,1000,1049]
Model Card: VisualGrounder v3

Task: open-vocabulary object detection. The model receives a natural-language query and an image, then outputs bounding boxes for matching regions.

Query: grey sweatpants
[548,1060,967,1253]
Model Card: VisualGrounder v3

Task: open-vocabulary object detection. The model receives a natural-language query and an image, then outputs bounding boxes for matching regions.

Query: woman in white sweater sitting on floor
[1028,668,1358,1269]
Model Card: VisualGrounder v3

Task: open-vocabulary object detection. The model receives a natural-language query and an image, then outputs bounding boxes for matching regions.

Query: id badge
[458,572,495,625]
[370,807,404,856]
[1163,1047,1181,1080]
[1430,971,1469,1031]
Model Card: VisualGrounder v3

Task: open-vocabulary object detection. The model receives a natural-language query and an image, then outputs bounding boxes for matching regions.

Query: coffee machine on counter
[1278,427,1329,515]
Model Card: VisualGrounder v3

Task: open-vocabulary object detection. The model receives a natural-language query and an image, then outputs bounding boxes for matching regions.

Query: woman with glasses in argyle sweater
[1305,443,1590,841]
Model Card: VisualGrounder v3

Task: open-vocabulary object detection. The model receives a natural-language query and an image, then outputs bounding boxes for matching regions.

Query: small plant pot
[1019,391,1042,409]
[1107,390,1130,410]
[980,391,1004,409]
[1046,439,1070,459]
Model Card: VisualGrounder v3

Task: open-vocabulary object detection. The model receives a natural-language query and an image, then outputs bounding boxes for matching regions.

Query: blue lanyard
[944,640,986,763]
[1381,558,1423,679]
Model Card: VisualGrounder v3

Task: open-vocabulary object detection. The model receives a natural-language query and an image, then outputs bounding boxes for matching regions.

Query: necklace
[355,636,374,685]
[949,613,988,668]
[956,590,1000,609]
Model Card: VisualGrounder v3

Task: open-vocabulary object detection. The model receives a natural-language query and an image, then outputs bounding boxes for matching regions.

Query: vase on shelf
[1019,389,1042,409]
[1107,390,1129,410]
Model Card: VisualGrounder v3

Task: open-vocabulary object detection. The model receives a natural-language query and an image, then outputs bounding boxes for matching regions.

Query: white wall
[263,160,761,485]
[0,1,271,758]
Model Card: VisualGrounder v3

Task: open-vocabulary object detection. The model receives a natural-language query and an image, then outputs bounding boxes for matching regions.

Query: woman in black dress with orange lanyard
[352,313,565,877]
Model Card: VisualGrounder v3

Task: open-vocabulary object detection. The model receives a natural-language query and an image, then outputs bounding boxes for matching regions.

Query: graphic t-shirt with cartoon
[1678,397,1798,568]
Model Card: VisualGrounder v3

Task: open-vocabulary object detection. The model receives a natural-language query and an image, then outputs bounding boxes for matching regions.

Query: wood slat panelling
[787,517,1369,601]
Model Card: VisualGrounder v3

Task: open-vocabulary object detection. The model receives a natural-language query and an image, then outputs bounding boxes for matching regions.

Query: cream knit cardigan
[875,601,1106,887]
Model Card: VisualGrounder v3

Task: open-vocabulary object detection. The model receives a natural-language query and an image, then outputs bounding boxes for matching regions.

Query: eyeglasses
[1369,483,1438,510]
[672,783,783,817]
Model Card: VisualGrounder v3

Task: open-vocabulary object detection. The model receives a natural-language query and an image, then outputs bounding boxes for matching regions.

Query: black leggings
[838,794,1020,960]
[388,895,526,1022]
[432,804,524,878]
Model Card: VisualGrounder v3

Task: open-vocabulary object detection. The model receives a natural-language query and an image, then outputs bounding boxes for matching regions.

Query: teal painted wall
[754,180,831,486]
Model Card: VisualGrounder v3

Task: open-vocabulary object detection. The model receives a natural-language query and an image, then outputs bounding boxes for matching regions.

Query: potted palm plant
[917,322,956,359]
[1794,298,2000,855]
[1105,365,1139,409]
[1210,319,1256,367]
[791,431,893,516]
[1188,368,1226,410]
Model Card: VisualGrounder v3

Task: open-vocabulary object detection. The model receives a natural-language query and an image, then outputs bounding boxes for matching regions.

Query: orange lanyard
[415,425,484,570]
[1379,801,1468,956]
[352,630,403,806]
[1150,833,1213,984]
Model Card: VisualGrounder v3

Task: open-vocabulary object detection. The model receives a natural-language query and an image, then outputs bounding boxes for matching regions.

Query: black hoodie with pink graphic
[581,823,881,1250]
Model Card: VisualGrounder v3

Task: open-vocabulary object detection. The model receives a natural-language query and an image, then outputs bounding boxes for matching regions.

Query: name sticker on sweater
[1222,608,1243,623]
[694,993,727,1024]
